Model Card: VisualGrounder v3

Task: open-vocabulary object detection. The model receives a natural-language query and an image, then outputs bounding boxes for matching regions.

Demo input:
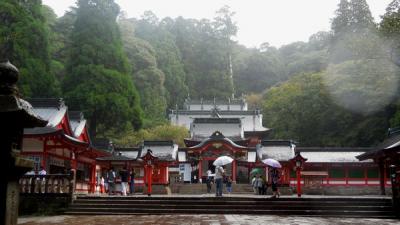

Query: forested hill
[1,0,400,147]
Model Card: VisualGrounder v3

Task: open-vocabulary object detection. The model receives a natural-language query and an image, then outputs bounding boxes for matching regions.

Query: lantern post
[141,149,157,196]
[290,152,307,197]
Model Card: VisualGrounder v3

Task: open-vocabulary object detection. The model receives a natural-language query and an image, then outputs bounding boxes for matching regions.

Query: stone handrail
[19,174,74,195]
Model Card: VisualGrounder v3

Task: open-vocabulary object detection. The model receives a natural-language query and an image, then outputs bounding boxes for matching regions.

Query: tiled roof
[298,147,373,163]
[27,98,65,108]
[193,118,241,124]
[257,145,295,161]
[68,111,86,137]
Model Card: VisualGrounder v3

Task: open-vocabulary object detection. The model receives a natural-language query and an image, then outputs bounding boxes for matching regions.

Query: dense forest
[1,0,400,147]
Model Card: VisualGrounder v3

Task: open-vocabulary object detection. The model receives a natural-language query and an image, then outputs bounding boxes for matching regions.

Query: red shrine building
[21,98,111,193]
[165,98,386,193]
[21,97,392,195]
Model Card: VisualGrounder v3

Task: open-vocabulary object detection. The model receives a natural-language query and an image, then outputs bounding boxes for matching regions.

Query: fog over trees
[1,0,399,146]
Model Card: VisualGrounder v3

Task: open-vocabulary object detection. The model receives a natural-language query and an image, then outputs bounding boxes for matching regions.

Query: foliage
[63,0,143,137]
[114,124,189,147]
[0,0,60,97]
[133,13,189,107]
[119,19,167,126]
[262,72,389,146]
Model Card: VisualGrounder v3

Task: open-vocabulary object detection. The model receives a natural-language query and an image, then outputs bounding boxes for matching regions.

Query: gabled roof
[257,141,295,161]
[141,141,178,161]
[187,131,249,150]
[68,111,87,138]
[27,98,67,127]
[298,147,374,163]
[356,131,400,161]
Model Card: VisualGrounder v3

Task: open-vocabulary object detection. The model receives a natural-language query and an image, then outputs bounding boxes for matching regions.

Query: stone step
[69,203,392,211]
[73,199,392,206]
[67,196,395,218]
[65,207,395,217]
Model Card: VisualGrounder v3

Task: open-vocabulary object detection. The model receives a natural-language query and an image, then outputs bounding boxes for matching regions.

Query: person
[129,168,136,195]
[38,166,47,175]
[215,165,225,197]
[119,167,129,196]
[261,176,267,195]
[226,176,232,195]
[270,167,281,198]
[206,169,213,194]
[37,166,47,193]
[251,175,257,194]
[256,175,263,195]
[107,167,116,195]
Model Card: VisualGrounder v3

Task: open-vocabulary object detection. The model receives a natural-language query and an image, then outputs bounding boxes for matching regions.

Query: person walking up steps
[226,176,232,195]
[215,165,225,197]
[270,167,281,198]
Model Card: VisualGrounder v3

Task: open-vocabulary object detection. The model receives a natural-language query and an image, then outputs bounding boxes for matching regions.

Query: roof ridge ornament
[210,131,225,139]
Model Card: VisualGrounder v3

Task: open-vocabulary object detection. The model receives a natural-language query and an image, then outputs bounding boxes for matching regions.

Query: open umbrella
[262,158,282,168]
[213,156,233,166]
[250,168,263,175]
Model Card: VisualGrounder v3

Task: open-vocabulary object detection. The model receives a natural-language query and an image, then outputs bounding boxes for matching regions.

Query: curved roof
[186,131,249,150]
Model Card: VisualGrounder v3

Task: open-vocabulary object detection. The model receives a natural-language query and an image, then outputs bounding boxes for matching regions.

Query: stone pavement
[18,215,400,225]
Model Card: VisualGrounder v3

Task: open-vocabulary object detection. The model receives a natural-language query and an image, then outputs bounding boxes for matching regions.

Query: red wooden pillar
[198,159,202,183]
[232,160,237,183]
[296,167,301,197]
[71,151,78,193]
[145,165,153,196]
[379,161,386,195]
[42,138,48,169]
[90,163,96,193]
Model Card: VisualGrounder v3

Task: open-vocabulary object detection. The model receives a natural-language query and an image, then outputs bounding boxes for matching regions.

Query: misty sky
[43,0,393,48]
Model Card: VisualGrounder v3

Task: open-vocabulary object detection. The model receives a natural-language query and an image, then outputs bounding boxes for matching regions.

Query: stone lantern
[0,60,47,225]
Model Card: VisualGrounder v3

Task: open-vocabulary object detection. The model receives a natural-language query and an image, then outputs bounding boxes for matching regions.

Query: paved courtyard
[18,215,400,225]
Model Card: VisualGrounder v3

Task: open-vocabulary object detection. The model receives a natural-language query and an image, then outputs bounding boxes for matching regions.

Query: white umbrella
[213,156,234,166]
[262,158,282,168]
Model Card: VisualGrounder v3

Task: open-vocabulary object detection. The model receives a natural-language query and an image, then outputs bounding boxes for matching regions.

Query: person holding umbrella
[270,167,281,198]
[215,165,225,197]
[213,156,233,197]
[262,158,282,198]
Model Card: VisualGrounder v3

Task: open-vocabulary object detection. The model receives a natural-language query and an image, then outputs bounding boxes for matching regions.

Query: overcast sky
[43,0,393,48]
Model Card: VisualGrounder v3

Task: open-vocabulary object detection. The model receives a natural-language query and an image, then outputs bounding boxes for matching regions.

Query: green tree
[331,0,351,36]
[380,0,400,67]
[119,18,167,127]
[134,12,189,107]
[63,0,143,137]
[114,124,189,147]
[0,0,60,97]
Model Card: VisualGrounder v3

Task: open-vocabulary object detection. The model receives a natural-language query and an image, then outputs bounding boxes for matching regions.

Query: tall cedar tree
[119,18,168,126]
[63,0,142,137]
[0,0,60,97]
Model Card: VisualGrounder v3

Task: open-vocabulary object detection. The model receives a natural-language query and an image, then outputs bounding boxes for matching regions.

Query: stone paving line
[82,193,393,199]
[17,215,400,225]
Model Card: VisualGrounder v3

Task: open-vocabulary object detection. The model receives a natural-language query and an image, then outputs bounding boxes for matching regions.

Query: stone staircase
[170,183,291,195]
[65,196,396,218]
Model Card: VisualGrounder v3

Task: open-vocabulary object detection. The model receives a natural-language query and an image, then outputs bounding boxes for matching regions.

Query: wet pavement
[18,215,400,225]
